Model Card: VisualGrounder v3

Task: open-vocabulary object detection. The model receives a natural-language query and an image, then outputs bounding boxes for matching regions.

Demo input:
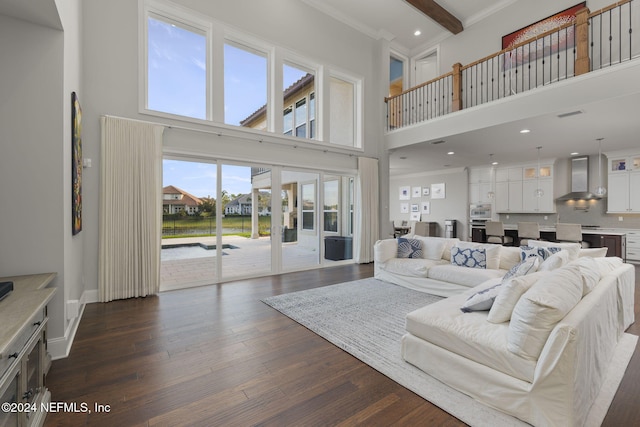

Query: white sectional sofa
[375,235,634,425]
[374,236,524,297]
[393,242,635,426]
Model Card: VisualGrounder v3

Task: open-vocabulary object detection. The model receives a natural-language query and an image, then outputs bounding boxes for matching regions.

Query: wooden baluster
[451,62,462,112]
[575,7,591,75]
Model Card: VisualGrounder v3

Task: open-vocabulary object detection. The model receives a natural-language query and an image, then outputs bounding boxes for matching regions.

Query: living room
[1,0,639,425]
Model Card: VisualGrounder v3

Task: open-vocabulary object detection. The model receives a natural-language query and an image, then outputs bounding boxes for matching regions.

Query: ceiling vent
[557,110,583,118]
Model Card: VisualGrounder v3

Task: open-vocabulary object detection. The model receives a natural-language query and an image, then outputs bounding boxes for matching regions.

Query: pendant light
[534,146,544,198]
[594,138,607,197]
[487,154,496,200]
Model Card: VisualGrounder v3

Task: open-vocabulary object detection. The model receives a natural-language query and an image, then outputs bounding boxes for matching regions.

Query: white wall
[80,0,387,294]
[389,168,469,241]
[0,15,66,341]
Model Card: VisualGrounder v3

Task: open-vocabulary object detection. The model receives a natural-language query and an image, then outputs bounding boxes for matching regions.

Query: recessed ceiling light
[414,30,421,36]
[492,161,499,165]
[571,152,579,156]
[399,156,407,160]
[447,151,455,155]
[520,129,531,134]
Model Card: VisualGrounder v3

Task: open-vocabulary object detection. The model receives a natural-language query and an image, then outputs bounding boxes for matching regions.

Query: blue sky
[150,17,306,198]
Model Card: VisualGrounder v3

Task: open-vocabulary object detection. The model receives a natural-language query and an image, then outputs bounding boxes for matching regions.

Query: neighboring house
[163,185,202,215]
[224,192,272,216]
[241,73,315,138]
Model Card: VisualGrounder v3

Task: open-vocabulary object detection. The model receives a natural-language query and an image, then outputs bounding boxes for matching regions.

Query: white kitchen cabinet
[607,151,640,213]
[626,230,640,263]
[522,179,554,212]
[495,181,523,212]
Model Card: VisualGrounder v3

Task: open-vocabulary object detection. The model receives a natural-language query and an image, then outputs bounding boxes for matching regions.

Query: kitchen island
[470,224,629,259]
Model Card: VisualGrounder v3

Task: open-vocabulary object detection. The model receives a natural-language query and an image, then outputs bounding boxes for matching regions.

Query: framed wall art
[72,92,83,235]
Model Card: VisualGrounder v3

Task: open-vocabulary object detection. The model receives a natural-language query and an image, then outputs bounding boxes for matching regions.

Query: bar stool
[485,221,514,246]
[517,222,540,246]
[555,223,589,248]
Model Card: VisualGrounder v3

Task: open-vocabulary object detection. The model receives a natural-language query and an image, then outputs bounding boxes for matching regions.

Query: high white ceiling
[302,0,640,174]
[301,0,518,54]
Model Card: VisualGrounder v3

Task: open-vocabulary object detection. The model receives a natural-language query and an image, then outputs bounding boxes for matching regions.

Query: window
[295,99,307,138]
[146,13,208,120]
[330,76,356,147]
[390,56,404,97]
[301,183,315,231]
[225,42,268,128]
[284,63,315,140]
[324,180,339,233]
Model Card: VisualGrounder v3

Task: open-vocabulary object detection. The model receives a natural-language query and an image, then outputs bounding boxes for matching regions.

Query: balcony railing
[386,0,639,131]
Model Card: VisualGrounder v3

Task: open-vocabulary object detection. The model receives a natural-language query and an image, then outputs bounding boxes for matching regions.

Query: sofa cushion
[528,240,581,261]
[381,258,445,278]
[374,239,398,263]
[428,264,505,288]
[499,246,522,271]
[406,290,537,382]
[397,237,423,259]
[594,256,623,276]
[508,264,583,360]
[538,249,571,272]
[569,257,602,296]
[411,236,447,261]
[440,238,460,262]
[486,271,546,324]
[579,247,608,258]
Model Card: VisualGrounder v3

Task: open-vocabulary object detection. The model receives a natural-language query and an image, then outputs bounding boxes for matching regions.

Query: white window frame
[140,0,213,123]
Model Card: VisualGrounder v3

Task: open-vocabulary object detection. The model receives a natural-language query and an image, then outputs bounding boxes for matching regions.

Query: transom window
[143,1,361,148]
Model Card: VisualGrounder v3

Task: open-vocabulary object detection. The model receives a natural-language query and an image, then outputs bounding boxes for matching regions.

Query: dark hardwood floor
[44,263,640,427]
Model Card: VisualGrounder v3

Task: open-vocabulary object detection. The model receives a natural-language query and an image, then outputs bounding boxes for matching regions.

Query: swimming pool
[161,243,238,261]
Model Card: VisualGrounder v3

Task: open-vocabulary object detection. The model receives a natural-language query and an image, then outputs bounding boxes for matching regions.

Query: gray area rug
[262,277,638,427]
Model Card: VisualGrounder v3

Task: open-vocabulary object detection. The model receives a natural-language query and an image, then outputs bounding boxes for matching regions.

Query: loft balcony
[385,1,640,152]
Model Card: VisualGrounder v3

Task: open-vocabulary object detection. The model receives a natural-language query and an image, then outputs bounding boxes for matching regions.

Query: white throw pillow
[538,250,570,272]
[499,246,522,271]
[454,241,501,270]
[460,282,502,312]
[411,236,447,261]
[441,238,460,261]
[486,271,545,324]
[569,257,602,296]
[579,247,608,258]
[507,264,583,360]
[528,240,581,261]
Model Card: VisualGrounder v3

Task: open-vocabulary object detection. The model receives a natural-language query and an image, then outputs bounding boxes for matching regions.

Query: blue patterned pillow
[502,257,540,281]
[520,246,561,262]
[451,247,487,269]
[397,237,423,259]
[461,282,502,312]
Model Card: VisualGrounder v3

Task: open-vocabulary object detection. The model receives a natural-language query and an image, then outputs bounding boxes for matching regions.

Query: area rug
[262,277,638,427]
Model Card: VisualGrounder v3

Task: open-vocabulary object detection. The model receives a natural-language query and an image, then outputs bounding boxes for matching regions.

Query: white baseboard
[49,288,98,360]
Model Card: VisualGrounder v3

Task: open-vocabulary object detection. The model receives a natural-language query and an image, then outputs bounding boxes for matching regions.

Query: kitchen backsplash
[498,198,640,229]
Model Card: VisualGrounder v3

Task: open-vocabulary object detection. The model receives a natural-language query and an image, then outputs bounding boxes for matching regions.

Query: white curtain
[354,157,379,263]
[99,116,164,302]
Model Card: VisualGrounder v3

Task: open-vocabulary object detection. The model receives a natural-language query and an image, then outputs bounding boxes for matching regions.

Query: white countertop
[472,224,632,236]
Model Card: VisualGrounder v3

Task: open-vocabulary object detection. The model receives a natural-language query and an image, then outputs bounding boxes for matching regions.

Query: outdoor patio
[160,235,344,291]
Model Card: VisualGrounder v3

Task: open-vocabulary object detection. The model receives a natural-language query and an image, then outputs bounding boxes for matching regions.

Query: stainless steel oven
[470,203,492,219]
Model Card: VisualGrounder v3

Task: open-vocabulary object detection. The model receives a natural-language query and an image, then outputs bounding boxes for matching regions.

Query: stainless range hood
[556,156,603,201]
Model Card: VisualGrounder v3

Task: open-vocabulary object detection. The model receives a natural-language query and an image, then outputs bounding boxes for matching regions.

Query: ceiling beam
[406,0,463,35]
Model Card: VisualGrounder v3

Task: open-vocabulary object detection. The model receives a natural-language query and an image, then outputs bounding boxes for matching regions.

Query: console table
[0,273,56,427]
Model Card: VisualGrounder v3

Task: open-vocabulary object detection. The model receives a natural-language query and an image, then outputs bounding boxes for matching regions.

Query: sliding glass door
[220,164,272,281]
[160,159,217,291]
[160,157,354,289]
